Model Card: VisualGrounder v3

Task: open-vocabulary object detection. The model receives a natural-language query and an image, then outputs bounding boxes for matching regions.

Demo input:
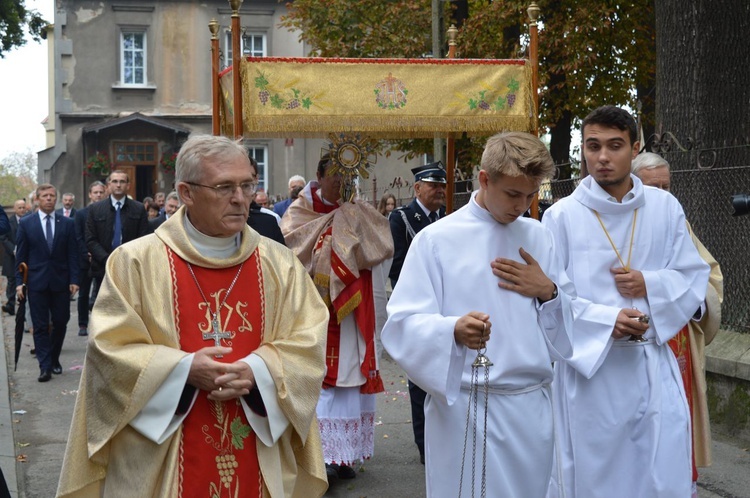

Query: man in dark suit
[86,170,149,286]
[387,161,447,464]
[1,200,26,315]
[247,158,286,244]
[55,192,77,219]
[15,185,79,382]
[148,191,180,231]
[74,181,107,336]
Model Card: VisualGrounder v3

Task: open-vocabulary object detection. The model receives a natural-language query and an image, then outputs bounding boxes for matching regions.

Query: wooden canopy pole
[208,19,220,136]
[445,24,458,214]
[230,0,244,138]
[528,2,541,219]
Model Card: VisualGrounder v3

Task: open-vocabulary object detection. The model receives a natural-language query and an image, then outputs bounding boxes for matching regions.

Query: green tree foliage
[0,149,37,205]
[281,0,655,177]
[0,0,47,58]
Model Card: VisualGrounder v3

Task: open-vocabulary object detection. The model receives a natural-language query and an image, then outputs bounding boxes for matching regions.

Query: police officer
[388,161,447,464]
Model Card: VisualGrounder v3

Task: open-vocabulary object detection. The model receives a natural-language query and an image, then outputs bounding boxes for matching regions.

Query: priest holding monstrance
[57,135,329,497]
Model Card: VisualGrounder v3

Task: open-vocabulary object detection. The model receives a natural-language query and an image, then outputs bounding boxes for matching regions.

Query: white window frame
[224,30,267,67]
[248,145,269,192]
[120,30,147,86]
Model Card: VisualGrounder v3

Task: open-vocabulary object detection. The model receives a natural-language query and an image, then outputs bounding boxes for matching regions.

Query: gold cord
[593,209,638,272]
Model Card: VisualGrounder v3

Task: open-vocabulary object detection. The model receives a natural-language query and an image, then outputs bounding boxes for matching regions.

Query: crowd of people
[0,105,721,497]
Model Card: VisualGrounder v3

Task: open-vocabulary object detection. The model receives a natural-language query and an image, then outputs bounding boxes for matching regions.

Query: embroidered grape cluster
[506,77,520,109]
[254,71,270,106]
[216,454,238,489]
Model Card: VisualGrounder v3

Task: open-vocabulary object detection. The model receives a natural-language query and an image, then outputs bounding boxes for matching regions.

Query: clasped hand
[187,347,255,401]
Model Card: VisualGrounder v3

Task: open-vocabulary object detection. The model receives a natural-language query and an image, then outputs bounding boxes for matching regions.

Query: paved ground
[0,295,748,497]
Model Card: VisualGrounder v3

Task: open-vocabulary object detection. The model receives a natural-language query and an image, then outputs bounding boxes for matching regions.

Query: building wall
[40,0,424,209]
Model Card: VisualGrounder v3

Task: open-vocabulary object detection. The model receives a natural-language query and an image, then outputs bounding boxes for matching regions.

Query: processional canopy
[219,57,535,139]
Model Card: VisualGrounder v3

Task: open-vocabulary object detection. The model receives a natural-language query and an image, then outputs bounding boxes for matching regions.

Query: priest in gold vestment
[57,135,329,498]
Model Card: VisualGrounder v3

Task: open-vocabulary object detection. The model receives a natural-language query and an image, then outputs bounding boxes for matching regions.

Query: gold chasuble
[170,249,262,496]
[57,208,329,498]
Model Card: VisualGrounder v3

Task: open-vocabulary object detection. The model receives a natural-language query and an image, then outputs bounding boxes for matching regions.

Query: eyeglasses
[186,181,257,198]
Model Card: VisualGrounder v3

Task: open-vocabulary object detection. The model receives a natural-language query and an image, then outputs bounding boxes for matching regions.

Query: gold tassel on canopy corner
[219,57,534,139]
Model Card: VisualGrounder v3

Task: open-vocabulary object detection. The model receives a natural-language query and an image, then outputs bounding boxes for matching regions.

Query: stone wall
[705,330,750,444]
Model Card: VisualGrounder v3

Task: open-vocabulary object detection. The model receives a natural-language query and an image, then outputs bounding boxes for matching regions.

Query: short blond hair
[481,132,555,182]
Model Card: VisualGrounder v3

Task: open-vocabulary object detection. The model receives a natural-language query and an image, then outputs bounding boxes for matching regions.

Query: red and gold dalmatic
[170,248,265,497]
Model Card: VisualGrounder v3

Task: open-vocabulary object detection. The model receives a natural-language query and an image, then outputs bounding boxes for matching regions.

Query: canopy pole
[445,24,458,214]
[209,19,220,136]
[230,0,244,138]
[528,2,541,219]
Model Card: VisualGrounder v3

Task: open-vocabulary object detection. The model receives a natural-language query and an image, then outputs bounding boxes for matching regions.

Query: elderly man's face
[255,190,269,208]
[636,166,671,192]
[164,197,180,216]
[62,194,75,209]
[288,179,305,196]
[180,155,254,237]
[415,181,446,213]
[13,200,26,217]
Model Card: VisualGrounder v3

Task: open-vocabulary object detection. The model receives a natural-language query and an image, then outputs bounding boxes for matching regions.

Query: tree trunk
[655,0,749,171]
[655,0,750,331]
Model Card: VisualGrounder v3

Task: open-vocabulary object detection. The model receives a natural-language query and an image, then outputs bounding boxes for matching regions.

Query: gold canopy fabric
[219,57,534,138]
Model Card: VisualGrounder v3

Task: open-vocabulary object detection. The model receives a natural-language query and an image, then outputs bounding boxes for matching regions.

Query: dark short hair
[582,105,638,145]
[317,153,333,177]
[248,156,258,176]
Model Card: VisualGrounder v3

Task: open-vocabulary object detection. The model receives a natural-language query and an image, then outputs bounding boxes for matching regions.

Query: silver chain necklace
[186,261,245,358]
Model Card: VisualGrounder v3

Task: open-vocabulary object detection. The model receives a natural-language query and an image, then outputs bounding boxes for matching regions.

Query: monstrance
[321,133,378,202]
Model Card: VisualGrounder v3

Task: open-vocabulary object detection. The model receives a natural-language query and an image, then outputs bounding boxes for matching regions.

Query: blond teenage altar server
[383,132,588,498]
[57,135,329,498]
[542,106,710,498]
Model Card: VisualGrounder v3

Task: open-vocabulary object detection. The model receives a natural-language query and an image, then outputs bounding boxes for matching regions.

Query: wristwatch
[550,284,558,300]
[539,284,558,304]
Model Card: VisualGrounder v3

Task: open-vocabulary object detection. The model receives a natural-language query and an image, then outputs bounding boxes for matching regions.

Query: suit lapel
[52,216,64,252]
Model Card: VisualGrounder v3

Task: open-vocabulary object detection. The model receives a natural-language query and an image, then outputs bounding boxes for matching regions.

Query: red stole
[668,325,697,481]
[313,189,383,394]
[168,248,264,498]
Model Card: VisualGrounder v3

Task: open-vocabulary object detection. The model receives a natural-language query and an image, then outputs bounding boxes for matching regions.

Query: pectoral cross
[204,316,232,358]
